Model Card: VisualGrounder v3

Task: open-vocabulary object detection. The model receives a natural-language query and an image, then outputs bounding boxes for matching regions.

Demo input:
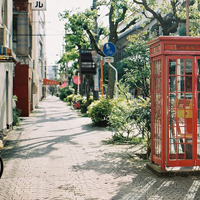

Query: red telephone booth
[148,36,200,171]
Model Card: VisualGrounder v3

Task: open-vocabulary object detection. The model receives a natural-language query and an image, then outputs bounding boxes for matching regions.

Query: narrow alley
[0,96,200,200]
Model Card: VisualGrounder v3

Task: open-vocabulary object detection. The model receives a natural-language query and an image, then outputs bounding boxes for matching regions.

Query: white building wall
[31,3,46,106]
[0,0,14,133]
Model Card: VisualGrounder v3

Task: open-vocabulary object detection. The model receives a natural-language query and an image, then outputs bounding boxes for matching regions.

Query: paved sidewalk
[0,96,200,200]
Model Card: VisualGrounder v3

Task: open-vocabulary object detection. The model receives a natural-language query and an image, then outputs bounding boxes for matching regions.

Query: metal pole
[77,73,79,95]
[108,62,118,99]
[186,0,189,36]
[92,0,99,100]
[100,46,104,98]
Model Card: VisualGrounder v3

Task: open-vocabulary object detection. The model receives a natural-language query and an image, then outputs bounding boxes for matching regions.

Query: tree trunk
[106,66,115,99]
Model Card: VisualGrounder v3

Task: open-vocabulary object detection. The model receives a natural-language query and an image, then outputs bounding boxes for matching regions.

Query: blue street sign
[103,42,116,57]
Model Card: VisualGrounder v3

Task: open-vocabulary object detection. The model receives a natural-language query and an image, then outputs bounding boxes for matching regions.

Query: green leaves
[87,99,114,126]
[123,31,150,98]
[109,100,136,138]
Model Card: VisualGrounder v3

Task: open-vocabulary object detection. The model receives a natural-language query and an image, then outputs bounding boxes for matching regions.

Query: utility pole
[186,0,189,36]
[92,0,99,100]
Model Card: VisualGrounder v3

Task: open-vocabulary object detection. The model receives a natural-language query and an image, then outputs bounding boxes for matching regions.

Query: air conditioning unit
[0,26,10,48]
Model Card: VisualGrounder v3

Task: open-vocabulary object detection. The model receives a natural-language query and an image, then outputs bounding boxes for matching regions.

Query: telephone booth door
[167,56,200,167]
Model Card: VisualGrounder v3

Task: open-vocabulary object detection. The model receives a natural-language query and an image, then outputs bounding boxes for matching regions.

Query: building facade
[0,0,16,134]
[0,0,46,137]
[13,0,46,116]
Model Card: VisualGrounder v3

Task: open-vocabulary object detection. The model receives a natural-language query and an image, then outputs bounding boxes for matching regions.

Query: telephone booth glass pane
[169,59,193,161]
[152,60,162,160]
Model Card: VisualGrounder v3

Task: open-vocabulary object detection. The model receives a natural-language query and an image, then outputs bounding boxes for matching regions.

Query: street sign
[104,57,114,63]
[79,49,96,75]
[32,0,46,11]
[103,42,116,57]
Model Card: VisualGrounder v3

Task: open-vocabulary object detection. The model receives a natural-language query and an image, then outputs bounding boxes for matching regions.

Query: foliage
[132,0,200,36]
[107,96,151,159]
[87,99,114,126]
[105,134,144,145]
[13,108,21,126]
[59,87,74,101]
[117,81,132,102]
[72,94,83,103]
[123,31,151,98]
[60,0,138,99]
[108,100,136,139]
[12,95,21,126]
[66,94,74,104]
[131,97,151,158]
[80,96,94,114]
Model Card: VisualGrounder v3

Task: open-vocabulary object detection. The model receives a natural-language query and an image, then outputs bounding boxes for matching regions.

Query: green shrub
[108,100,136,139]
[87,99,114,126]
[72,95,83,103]
[108,97,151,159]
[80,96,93,114]
[13,108,21,126]
[131,97,151,159]
[66,94,74,103]
[59,87,74,101]
[12,95,21,126]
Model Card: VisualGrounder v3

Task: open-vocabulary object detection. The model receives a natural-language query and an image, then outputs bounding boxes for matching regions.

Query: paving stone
[1,96,200,199]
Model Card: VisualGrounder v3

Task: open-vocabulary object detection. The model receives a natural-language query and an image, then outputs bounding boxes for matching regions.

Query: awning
[0,46,17,63]
[43,78,60,85]
[60,82,68,89]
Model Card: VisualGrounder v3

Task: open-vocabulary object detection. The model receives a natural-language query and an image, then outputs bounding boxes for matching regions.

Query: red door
[167,56,197,167]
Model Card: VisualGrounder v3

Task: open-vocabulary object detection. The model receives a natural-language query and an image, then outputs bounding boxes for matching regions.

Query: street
[0,96,200,200]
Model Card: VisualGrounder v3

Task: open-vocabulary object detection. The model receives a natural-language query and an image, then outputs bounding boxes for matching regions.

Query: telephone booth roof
[148,36,200,58]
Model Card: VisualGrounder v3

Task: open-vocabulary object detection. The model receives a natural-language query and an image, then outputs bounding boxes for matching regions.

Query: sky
[45,0,93,66]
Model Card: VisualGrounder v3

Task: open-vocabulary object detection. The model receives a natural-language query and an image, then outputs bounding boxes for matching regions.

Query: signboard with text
[79,49,96,75]
[32,0,46,11]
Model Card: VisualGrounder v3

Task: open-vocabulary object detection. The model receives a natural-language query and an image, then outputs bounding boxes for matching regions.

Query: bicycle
[0,156,3,178]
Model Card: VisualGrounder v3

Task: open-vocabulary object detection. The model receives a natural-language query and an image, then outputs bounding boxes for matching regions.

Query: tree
[123,31,150,98]
[61,0,138,99]
[132,0,200,36]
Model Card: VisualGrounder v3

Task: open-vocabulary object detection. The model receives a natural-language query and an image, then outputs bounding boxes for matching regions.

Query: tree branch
[118,18,137,33]
[133,0,165,29]
[84,25,104,56]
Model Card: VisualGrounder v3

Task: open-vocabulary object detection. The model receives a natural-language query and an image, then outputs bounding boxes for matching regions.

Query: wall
[32,8,46,106]
[0,0,15,133]
[0,63,14,133]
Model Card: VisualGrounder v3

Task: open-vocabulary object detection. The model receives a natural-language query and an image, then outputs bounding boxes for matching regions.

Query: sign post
[91,51,100,100]
[100,46,104,98]
[103,42,118,99]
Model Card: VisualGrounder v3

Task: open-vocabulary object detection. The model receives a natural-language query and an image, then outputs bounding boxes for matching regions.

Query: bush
[80,96,93,114]
[59,87,74,101]
[131,97,151,159]
[13,108,21,126]
[66,94,74,103]
[108,97,151,159]
[12,95,21,126]
[87,99,114,126]
[108,100,136,139]
[72,95,83,103]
